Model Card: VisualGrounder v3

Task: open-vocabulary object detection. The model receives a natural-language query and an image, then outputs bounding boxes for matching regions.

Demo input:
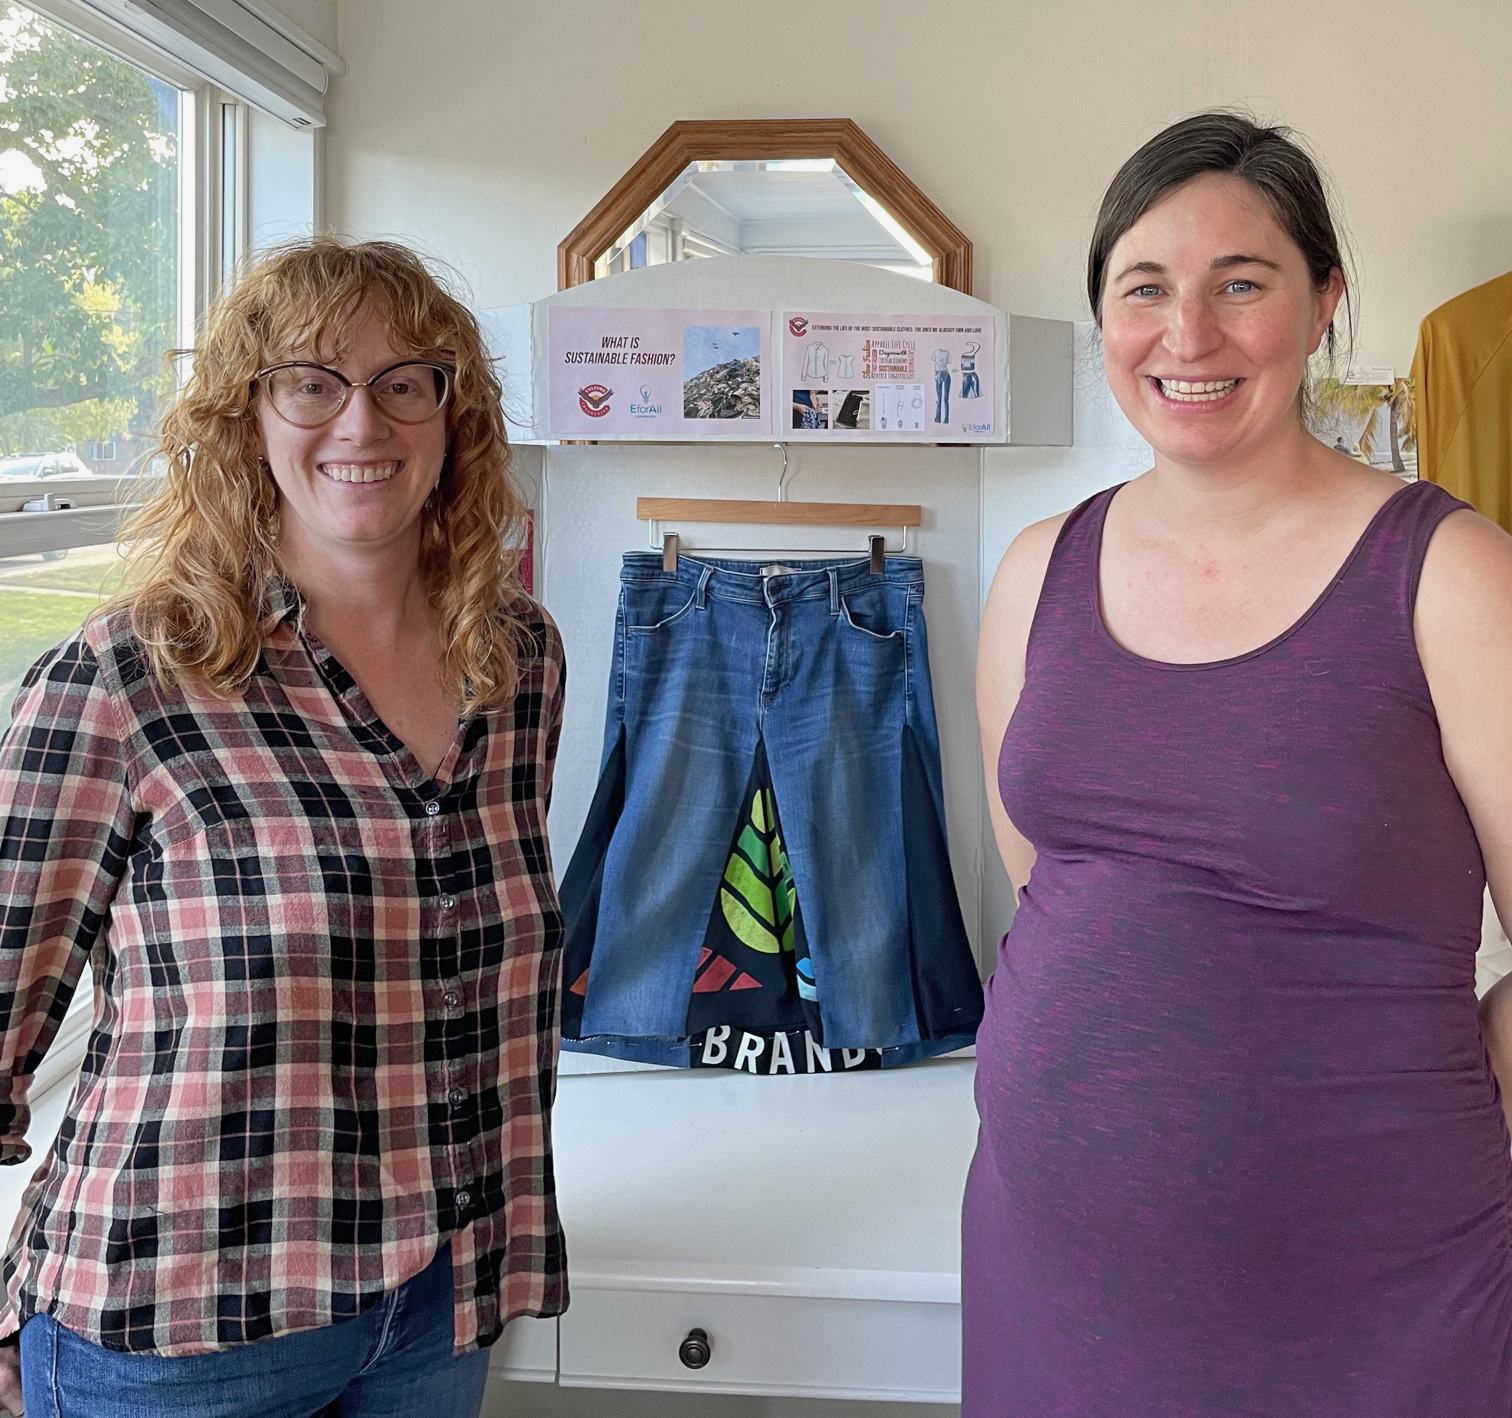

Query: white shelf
[548,1058,977,1402]
[498,256,1071,445]
[553,1059,975,1284]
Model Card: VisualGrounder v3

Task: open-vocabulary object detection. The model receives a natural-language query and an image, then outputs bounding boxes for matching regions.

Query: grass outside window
[0,548,124,713]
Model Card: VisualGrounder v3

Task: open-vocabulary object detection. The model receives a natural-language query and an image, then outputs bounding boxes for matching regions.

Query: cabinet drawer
[558,1284,960,1402]
[488,1315,557,1383]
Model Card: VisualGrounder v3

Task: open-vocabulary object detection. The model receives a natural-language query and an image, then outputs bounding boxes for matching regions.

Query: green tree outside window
[0,3,180,456]
[0,7,180,715]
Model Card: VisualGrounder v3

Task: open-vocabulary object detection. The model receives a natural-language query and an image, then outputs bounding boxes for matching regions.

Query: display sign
[547,307,772,437]
[780,311,995,439]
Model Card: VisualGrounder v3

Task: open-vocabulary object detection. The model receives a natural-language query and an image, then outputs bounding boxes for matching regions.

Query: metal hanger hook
[774,442,791,503]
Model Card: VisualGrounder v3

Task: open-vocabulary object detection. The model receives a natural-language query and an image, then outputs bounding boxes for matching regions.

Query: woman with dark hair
[969,112,1512,1415]
[0,238,565,1416]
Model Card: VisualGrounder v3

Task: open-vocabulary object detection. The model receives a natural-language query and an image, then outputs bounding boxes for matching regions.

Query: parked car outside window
[0,452,95,480]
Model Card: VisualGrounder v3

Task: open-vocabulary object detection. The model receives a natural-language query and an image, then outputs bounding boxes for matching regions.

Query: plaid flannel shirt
[0,591,566,1355]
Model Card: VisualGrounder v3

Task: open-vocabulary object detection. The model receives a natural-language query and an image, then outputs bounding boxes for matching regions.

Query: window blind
[33,0,342,127]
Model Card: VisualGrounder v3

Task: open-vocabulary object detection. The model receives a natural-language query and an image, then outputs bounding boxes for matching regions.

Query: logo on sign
[788,316,809,337]
[578,384,613,418]
[629,383,662,418]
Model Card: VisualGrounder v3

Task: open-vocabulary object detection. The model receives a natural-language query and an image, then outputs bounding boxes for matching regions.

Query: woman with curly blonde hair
[0,237,566,1418]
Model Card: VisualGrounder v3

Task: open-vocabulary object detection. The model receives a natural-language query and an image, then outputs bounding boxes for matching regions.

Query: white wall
[264,0,336,54]
[325,0,1512,373]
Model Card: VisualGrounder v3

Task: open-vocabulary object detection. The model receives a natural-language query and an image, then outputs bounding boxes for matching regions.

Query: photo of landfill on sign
[683,325,762,419]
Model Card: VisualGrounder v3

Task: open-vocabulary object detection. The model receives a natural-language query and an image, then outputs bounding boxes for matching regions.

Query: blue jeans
[560,554,982,1067]
[934,369,951,423]
[18,1243,489,1418]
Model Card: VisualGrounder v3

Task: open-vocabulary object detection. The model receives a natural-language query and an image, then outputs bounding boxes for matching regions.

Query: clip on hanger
[644,444,920,575]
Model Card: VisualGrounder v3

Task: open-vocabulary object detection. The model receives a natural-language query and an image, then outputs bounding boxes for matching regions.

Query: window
[0,2,327,541]
[0,2,192,697]
[1,4,187,478]
[0,4,321,708]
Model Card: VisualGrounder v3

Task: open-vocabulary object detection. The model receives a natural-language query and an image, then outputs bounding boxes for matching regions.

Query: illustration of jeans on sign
[932,348,951,423]
[960,341,981,399]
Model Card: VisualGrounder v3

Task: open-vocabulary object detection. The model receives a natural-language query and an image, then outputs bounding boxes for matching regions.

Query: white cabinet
[490,1315,558,1384]
[558,1282,960,1402]
[547,1058,977,1402]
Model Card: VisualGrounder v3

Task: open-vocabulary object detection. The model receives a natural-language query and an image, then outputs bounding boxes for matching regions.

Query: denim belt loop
[828,568,841,615]
[695,563,715,609]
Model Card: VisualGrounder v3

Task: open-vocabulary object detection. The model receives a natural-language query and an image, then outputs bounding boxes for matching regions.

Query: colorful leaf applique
[719,787,795,956]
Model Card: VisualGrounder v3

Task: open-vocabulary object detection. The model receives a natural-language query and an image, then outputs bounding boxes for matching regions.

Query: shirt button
[440,894,456,910]
[455,1188,471,1211]
[443,990,461,1009]
[449,1088,467,1108]
[424,801,440,817]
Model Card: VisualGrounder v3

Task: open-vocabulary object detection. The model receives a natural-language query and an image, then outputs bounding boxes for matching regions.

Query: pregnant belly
[975,879,1511,1319]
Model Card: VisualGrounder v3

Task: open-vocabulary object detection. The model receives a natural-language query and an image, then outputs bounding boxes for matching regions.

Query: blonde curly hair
[112,236,531,713]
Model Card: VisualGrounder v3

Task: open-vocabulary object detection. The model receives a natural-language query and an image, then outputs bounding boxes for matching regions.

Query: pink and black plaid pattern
[0,593,566,1356]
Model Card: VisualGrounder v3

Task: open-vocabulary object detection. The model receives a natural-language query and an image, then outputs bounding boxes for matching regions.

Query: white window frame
[216,87,250,286]
[0,482,141,556]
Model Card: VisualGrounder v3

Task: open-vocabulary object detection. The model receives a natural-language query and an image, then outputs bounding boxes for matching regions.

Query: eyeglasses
[254,359,455,428]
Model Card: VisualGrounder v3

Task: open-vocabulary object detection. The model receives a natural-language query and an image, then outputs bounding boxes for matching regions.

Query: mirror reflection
[595,159,934,281]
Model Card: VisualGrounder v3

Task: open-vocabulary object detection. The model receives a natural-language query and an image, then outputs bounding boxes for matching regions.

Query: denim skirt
[559,553,982,1071]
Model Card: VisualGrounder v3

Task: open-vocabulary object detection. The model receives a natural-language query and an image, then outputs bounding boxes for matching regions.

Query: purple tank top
[963,479,1512,1417]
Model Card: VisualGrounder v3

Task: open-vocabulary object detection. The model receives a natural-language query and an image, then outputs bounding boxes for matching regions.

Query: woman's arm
[0,635,132,1168]
[977,513,1069,894]
[0,629,131,1401]
[1416,508,1512,1130]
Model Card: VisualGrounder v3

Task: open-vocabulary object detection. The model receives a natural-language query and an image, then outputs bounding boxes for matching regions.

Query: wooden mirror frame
[557,119,972,294]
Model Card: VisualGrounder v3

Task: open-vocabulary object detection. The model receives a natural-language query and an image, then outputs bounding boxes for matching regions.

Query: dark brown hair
[1087,111,1352,358]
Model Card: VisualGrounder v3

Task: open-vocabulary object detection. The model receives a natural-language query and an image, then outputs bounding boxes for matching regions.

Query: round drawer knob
[678,1327,712,1369]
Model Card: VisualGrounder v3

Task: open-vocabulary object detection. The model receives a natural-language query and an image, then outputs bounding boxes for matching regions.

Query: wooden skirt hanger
[637,445,922,574]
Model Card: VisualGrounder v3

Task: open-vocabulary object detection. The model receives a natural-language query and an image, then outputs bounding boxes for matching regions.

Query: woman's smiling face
[1099,172,1343,470]
[254,302,448,566]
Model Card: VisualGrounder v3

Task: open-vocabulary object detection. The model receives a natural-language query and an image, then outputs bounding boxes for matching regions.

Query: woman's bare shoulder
[1418,502,1512,635]
[983,510,1076,628]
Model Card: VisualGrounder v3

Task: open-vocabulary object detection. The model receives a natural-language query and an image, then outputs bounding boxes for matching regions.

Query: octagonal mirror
[559,120,971,293]
[596,158,935,282]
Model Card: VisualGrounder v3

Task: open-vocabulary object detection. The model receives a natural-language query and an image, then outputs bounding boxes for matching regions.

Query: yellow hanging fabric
[1411,272,1512,531]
